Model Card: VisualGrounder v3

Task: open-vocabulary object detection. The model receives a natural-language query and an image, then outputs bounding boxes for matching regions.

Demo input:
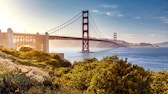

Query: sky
[0,0,168,43]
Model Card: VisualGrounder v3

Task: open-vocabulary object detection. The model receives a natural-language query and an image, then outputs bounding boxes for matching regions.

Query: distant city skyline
[0,0,168,43]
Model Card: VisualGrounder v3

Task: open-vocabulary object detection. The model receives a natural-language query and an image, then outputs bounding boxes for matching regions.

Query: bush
[150,70,168,94]
[19,46,33,52]
[88,58,152,94]
[0,72,35,94]
[0,46,71,68]
[61,55,152,94]
[1,46,168,94]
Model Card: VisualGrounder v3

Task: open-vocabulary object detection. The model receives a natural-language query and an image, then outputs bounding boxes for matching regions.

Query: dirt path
[0,57,50,82]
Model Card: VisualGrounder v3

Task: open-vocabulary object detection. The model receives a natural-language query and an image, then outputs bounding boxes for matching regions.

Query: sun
[0,14,24,33]
[0,1,23,32]
[0,9,18,32]
[0,15,11,32]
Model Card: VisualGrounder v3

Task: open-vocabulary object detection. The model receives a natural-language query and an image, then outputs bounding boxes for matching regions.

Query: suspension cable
[47,12,82,34]
[49,14,82,34]
[90,23,102,38]
[90,13,104,38]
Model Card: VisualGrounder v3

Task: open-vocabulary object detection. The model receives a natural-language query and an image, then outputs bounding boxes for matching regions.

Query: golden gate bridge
[0,10,126,53]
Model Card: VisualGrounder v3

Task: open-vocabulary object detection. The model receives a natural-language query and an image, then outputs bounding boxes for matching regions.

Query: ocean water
[50,47,168,71]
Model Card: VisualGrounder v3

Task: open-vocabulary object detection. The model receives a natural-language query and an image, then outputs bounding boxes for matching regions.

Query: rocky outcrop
[0,57,50,82]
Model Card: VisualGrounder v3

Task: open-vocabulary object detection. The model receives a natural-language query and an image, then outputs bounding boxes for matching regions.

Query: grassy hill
[0,46,168,94]
[0,46,71,68]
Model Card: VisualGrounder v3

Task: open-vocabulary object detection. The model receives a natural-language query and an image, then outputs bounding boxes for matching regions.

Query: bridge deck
[49,35,124,46]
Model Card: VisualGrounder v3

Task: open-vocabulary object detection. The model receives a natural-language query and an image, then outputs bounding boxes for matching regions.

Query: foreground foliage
[0,46,168,93]
[0,71,59,94]
[0,46,71,69]
[150,70,168,94]
[56,56,152,94]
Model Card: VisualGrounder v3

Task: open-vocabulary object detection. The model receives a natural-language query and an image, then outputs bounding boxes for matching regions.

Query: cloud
[117,14,124,17]
[106,12,111,16]
[92,9,99,13]
[156,16,168,24]
[92,9,104,15]
[102,4,119,8]
[133,16,141,20]
[92,4,124,18]
[105,11,124,18]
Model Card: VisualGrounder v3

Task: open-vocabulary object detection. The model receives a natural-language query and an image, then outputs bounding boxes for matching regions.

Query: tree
[19,46,33,52]
[87,56,152,94]
[150,70,168,94]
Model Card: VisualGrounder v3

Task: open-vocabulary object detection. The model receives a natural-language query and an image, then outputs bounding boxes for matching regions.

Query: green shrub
[0,46,71,68]
[0,72,35,94]
[19,46,33,52]
[1,46,168,94]
[150,70,168,94]
[61,55,152,94]
[87,59,152,94]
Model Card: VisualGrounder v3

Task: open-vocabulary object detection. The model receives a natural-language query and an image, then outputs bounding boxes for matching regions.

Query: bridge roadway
[49,35,125,47]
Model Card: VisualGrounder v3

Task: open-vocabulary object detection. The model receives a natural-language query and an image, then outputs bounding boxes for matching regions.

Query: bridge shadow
[72,48,115,61]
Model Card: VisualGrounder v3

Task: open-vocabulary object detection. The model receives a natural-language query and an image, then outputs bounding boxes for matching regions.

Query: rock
[0,57,50,82]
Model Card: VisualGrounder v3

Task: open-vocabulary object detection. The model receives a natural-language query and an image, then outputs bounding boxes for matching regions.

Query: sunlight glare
[0,1,24,32]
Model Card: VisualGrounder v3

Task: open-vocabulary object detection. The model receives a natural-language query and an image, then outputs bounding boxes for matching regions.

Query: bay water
[50,47,168,71]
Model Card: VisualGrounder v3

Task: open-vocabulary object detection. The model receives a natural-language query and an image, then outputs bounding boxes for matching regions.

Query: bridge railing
[0,28,49,52]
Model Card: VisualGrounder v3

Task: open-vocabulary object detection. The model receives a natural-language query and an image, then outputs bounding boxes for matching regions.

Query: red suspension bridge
[0,10,126,53]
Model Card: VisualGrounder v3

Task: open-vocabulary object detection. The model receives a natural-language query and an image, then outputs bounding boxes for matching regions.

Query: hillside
[0,46,71,82]
[0,46,168,93]
[0,46,72,93]
[0,46,71,68]
[0,57,50,82]
[156,42,168,47]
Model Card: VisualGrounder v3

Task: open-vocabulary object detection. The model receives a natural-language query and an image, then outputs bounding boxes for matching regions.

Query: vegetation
[0,46,71,69]
[0,46,168,93]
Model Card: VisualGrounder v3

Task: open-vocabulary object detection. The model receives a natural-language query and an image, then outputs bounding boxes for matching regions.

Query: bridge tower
[82,10,89,52]
[113,32,117,41]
